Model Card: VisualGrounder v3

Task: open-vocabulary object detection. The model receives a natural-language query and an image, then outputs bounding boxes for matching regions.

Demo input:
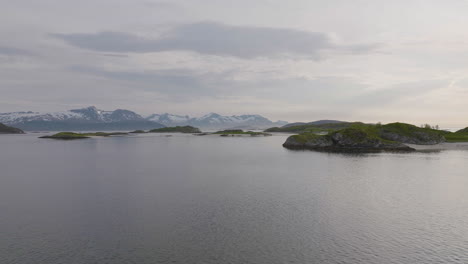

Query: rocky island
[282,123,447,152]
[0,123,24,134]
[40,132,128,140]
[149,126,201,133]
[214,129,272,137]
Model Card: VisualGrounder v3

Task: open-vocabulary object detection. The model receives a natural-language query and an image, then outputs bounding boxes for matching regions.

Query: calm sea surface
[1,133,468,264]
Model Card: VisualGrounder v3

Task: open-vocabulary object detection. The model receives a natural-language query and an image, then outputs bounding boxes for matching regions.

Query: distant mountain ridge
[147,112,288,129]
[0,107,287,131]
[0,106,164,131]
[282,120,345,128]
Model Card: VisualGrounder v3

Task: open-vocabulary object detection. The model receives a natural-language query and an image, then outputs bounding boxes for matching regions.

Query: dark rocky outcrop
[283,128,415,152]
[0,123,24,134]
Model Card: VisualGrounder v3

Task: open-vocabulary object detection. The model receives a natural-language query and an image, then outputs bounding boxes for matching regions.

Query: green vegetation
[442,127,468,142]
[86,132,128,136]
[40,132,129,140]
[377,122,445,145]
[380,122,440,136]
[214,129,272,136]
[283,126,414,152]
[444,133,468,142]
[282,122,457,152]
[283,122,447,145]
[0,123,24,134]
[149,126,201,133]
[456,127,468,133]
[267,121,446,143]
[129,130,147,134]
[40,132,91,139]
[265,122,360,133]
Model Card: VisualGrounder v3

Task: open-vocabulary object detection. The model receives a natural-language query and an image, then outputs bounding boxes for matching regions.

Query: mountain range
[0,106,287,131]
[147,113,287,130]
[0,106,163,131]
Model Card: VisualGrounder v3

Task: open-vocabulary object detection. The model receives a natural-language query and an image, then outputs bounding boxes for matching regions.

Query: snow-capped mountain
[147,113,191,125]
[0,106,288,131]
[0,106,164,131]
[146,112,288,129]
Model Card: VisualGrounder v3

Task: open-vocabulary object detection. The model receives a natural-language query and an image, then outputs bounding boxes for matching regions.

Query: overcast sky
[2,0,468,126]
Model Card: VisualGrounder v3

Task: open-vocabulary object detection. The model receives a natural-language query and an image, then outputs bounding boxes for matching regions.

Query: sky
[2,0,468,127]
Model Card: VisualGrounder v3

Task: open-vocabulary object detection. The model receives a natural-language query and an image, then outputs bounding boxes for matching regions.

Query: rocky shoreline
[281,123,452,153]
[283,128,415,152]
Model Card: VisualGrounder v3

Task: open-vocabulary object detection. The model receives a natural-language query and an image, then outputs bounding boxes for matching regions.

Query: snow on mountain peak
[0,106,143,124]
[145,112,285,129]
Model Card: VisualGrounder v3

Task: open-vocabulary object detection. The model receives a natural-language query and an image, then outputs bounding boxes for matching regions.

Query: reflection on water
[1,133,468,264]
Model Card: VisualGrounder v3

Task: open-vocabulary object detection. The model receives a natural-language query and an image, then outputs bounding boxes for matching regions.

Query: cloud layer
[0,46,33,56]
[52,22,374,58]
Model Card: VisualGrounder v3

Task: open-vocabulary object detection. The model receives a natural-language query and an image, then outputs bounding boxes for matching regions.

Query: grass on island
[265,122,361,134]
[443,127,468,142]
[290,126,396,145]
[129,130,147,134]
[149,126,201,133]
[288,122,454,145]
[444,134,468,142]
[266,121,443,136]
[214,129,272,136]
[40,132,129,140]
[40,132,91,139]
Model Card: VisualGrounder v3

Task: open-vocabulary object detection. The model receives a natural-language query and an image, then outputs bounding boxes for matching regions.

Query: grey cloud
[338,79,448,108]
[70,65,210,95]
[98,53,129,58]
[0,46,33,56]
[52,22,376,58]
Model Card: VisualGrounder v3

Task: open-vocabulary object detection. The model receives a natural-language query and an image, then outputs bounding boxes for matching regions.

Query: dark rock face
[0,123,24,134]
[283,128,415,152]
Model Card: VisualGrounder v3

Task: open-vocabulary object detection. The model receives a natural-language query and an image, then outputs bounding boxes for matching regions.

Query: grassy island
[265,122,354,134]
[149,126,201,133]
[214,129,272,137]
[40,132,128,140]
[283,122,450,152]
[284,127,414,152]
[443,127,468,142]
[129,130,147,134]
